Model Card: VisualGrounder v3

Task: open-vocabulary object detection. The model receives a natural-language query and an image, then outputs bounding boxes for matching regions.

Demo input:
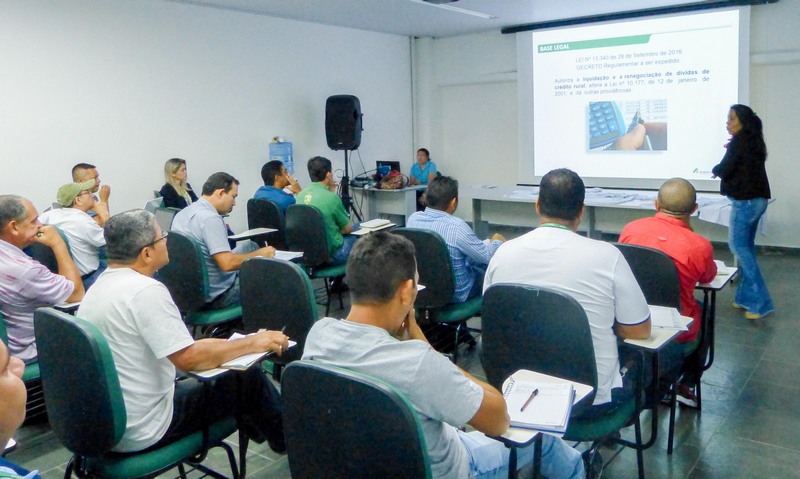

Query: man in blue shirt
[253,160,302,214]
[407,176,504,303]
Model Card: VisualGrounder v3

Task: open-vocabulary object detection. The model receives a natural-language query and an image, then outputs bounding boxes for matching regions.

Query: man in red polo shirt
[619,177,717,406]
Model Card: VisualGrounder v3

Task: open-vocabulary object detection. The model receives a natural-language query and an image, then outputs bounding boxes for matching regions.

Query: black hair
[307,156,332,182]
[201,172,239,196]
[346,232,416,305]
[424,175,458,210]
[538,168,585,221]
[261,160,285,186]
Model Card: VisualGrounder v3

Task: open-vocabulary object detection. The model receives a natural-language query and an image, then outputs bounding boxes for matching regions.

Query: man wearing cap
[40,180,109,289]
[0,195,84,363]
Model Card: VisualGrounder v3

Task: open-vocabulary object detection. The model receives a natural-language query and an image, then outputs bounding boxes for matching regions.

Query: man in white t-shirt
[78,209,288,453]
[485,168,651,414]
[39,179,109,288]
[303,232,584,479]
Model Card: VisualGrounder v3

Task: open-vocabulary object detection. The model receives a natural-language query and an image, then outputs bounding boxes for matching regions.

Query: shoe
[267,434,287,454]
[329,277,349,293]
[732,301,746,310]
[582,450,604,479]
[745,310,772,320]
[675,382,698,408]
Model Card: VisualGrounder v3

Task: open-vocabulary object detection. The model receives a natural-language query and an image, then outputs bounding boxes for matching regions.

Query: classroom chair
[393,227,481,364]
[246,198,286,249]
[281,360,432,478]
[481,284,647,479]
[33,307,243,479]
[239,257,318,380]
[284,204,346,315]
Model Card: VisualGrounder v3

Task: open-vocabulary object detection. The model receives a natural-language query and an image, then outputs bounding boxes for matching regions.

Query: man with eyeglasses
[78,209,288,454]
[0,195,84,363]
[39,180,109,289]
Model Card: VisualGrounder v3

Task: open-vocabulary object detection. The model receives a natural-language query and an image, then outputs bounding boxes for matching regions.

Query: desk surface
[500,370,593,444]
[354,184,427,193]
[697,265,738,291]
[625,315,692,350]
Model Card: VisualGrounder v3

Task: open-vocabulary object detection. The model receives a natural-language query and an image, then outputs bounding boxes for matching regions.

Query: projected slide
[531,9,740,183]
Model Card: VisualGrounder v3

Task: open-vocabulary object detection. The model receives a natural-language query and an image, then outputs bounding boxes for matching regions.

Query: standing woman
[159,158,198,209]
[409,148,438,185]
[712,104,774,319]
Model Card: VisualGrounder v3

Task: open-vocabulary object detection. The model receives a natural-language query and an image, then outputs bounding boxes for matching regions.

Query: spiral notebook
[502,373,575,433]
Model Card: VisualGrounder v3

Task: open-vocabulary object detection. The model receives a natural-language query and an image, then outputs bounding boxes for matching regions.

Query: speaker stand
[340,150,363,222]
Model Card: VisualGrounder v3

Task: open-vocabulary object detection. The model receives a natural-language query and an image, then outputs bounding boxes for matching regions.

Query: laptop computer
[376,160,401,177]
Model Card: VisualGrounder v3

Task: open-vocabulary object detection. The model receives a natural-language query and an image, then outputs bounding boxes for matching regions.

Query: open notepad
[502,374,574,433]
[191,333,296,379]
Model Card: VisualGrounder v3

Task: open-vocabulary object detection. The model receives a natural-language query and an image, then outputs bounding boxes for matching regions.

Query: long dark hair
[730,104,767,159]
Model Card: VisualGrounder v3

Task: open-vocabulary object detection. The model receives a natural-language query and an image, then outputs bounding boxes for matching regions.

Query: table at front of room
[352,184,426,226]
[468,186,738,240]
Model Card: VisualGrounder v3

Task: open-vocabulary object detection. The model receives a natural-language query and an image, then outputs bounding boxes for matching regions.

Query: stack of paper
[191,333,296,378]
[352,219,395,235]
[648,305,688,331]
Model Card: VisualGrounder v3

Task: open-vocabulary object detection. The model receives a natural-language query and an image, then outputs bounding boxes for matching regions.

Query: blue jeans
[459,430,584,479]
[330,234,358,266]
[728,197,774,316]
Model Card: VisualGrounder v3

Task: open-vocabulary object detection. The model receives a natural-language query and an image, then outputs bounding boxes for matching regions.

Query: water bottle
[269,141,294,174]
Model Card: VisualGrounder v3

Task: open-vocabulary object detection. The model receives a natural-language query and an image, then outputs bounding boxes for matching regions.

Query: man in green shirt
[297,156,358,265]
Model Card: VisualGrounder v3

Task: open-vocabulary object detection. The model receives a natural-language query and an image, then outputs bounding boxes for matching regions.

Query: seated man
[0,341,42,478]
[407,175,504,303]
[303,232,583,479]
[297,156,357,265]
[172,172,276,309]
[620,177,717,406]
[0,195,84,363]
[78,210,287,453]
[254,160,302,214]
[71,163,111,223]
[485,169,651,417]
[39,179,109,288]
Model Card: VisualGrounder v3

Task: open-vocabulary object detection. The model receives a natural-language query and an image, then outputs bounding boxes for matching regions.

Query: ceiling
[165,0,723,38]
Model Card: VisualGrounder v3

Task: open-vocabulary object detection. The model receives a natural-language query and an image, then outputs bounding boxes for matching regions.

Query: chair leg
[634,416,645,479]
[323,279,331,316]
[64,457,76,479]
[668,379,677,455]
[178,463,188,479]
[695,379,702,411]
[451,323,461,364]
[239,430,250,479]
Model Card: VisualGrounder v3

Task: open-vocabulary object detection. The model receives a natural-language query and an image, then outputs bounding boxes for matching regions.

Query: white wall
[415,2,800,248]
[0,0,413,231]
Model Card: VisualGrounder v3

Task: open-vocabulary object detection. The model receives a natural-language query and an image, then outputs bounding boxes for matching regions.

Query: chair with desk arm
[284,204,345,316]
[480,284,647,479]
[281,360,432,478]
[393,227,480,365]
[155,231,242,337]
[0,311,45,422]
[239,257,318,381]
[614,242,691,454]
[33,307,243,479]
[246,198,286,249]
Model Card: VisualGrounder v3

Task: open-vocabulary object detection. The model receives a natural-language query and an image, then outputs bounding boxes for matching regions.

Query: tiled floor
[5,235,799,478]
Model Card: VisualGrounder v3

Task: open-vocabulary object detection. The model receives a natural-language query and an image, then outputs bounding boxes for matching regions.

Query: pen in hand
[520,388,539,412]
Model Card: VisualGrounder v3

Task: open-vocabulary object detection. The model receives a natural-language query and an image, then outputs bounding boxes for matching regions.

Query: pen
[520,388,539,412]
[280,325,287,333]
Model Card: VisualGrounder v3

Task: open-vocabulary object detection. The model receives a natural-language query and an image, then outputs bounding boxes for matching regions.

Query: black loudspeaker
[325,95,362,150]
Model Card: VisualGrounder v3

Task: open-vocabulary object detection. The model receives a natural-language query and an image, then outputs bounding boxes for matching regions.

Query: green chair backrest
[33,307,127,455]
[614,243,681,309]
[282,360,432,478]
[240,257,318,364]
[0,311,8,345]
[481,284,599,411]
[156,231,210,313]
[393,228,457,308]
[285,204,331,268]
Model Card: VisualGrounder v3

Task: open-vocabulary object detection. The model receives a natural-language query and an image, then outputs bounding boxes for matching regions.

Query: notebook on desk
[502,372,575,433]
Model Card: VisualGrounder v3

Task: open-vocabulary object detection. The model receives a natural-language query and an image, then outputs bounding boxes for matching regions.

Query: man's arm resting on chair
[168,330,290,371]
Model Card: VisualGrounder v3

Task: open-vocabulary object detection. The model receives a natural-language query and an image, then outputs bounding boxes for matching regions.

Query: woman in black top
[711,104,774,319]
[159,158,198,209]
